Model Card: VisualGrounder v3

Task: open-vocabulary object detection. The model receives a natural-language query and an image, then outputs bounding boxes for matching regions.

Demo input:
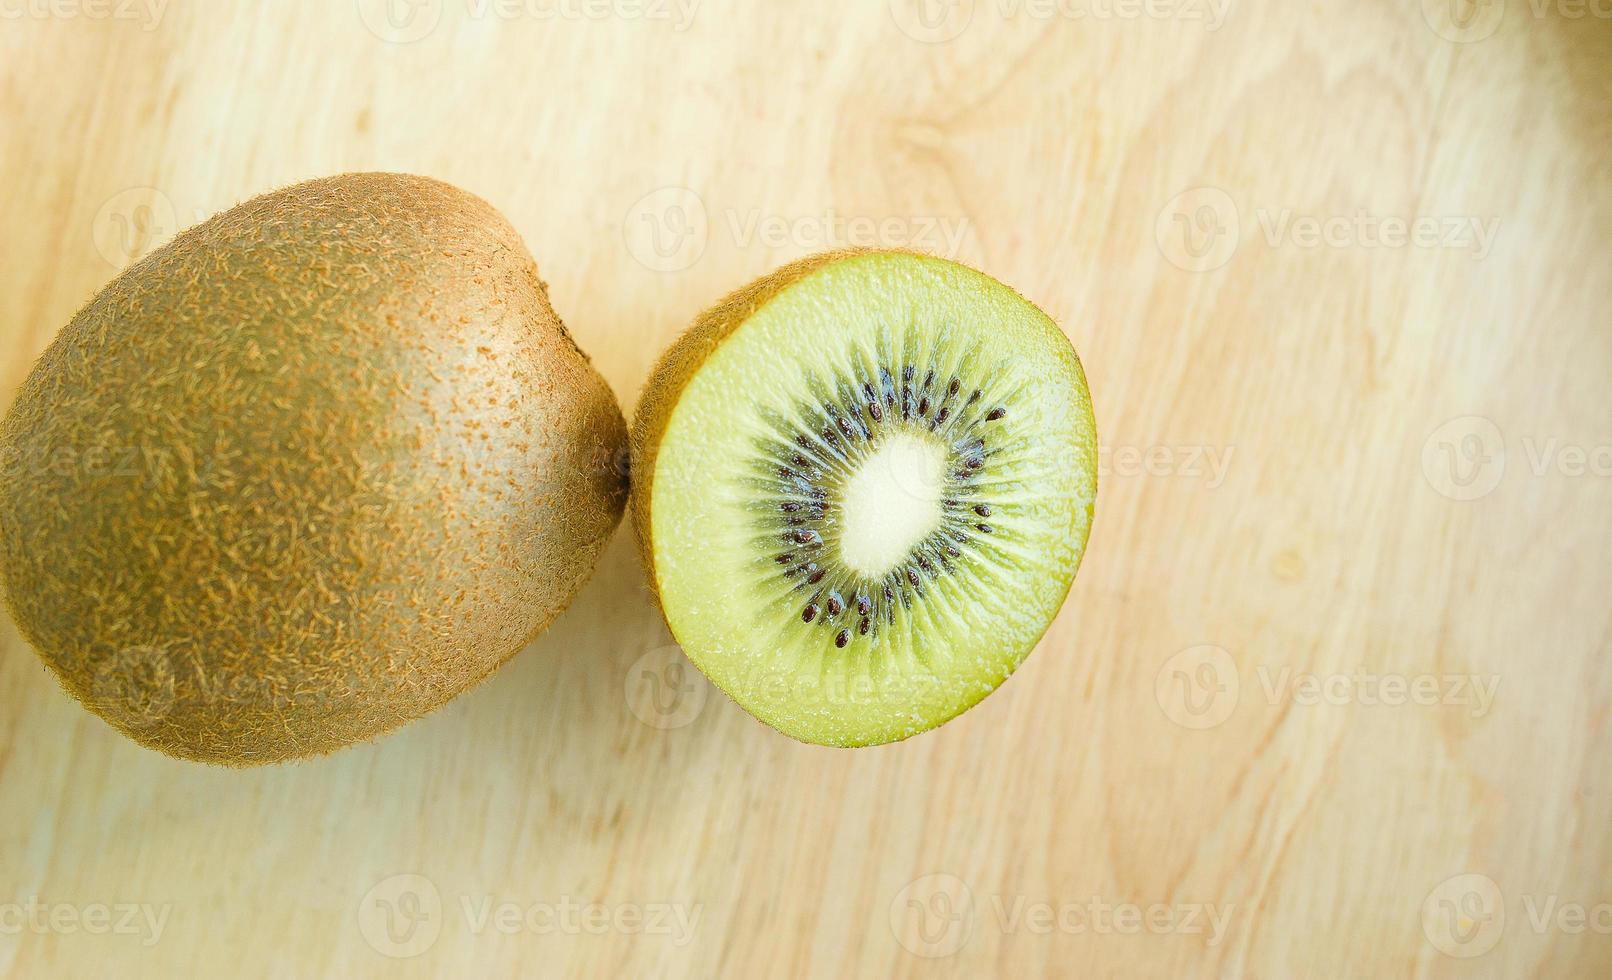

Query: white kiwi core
[836,431,948,577]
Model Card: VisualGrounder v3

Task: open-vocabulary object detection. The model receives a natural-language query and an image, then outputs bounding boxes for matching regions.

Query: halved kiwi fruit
[631,249,1096,745]
[0,173,627,765]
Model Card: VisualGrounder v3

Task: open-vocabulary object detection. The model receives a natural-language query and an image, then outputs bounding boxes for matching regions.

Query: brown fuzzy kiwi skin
[0,173,628,766]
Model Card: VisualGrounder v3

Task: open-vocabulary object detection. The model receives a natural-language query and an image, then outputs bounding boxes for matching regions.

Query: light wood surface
[2,3,1609,977]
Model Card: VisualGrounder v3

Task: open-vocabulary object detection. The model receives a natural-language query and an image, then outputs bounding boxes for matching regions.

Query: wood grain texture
[1,2,1608,977]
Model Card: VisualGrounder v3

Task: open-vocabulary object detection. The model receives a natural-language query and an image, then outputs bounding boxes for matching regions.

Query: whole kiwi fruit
[0,172,627,765]
[631,248,1096,746]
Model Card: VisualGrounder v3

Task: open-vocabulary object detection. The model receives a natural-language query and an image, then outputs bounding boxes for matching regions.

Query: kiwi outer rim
[628,247,1094,657]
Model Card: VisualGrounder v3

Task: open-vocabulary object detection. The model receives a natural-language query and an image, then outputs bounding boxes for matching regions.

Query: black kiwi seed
[754,359,1013,649]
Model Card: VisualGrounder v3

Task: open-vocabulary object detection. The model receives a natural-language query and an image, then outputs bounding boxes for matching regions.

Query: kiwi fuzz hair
[0,172,628,766]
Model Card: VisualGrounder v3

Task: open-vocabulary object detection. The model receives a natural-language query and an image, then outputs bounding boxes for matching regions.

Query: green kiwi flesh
[0,173,628,766]
[631,249,1096,746]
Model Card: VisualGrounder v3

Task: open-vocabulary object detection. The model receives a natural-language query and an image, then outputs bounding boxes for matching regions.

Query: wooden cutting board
[1,3,1608,977]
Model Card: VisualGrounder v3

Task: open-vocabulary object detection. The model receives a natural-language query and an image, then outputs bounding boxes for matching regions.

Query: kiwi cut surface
[0,173,628,765]
[631,249,1096,746]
